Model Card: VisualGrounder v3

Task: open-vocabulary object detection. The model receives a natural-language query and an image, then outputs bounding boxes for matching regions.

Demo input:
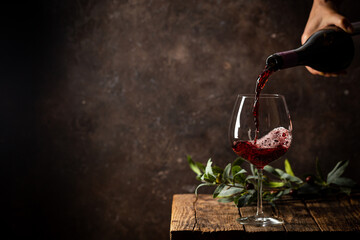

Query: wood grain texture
[170,194,196,232]
[170,194,244,240]
[171,194,360,240]
[277,199,320,232]
[305,195,360,232]
[194,194,243,232]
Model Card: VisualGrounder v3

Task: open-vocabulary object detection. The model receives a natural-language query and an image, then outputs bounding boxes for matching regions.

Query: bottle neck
[266,50,298,71]
[275,50,298,69]
[352,21,360,36]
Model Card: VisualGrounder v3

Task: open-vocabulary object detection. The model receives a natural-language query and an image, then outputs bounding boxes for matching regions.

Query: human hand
[301,0,353,76]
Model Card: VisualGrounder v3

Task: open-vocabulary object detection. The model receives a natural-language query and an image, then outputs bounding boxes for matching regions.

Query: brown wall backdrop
[6,1,360,239]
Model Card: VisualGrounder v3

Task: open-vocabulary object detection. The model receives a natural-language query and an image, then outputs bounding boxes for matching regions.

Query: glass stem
[256,168,264,218]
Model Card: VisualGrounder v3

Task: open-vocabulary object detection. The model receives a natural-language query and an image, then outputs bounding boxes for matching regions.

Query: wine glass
[228,94,292,226]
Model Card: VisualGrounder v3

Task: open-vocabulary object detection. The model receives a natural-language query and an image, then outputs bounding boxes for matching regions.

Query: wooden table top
[170,193,360,240]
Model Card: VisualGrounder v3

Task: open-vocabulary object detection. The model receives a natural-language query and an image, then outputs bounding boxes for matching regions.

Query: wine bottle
[266,22,360,73]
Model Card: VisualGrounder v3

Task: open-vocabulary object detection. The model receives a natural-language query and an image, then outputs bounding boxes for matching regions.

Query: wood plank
[305,195,360,232]
[337,195,360,230]
[276,199,320,232]
[194,194,243,232]
[171,194,244,240]
[170,194,196,232]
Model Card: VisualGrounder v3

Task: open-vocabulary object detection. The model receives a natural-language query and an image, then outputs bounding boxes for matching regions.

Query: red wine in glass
[232,127,291,169]
[229,94,292,226]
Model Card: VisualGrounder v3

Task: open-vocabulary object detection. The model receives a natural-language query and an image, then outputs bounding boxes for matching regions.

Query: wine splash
[232,127,291,169]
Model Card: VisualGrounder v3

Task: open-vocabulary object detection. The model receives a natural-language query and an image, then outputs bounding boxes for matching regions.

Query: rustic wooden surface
[170,194,360,240]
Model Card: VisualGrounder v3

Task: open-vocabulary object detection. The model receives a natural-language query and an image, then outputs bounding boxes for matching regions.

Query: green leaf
[275,190,284,198]
[264,190,284,203]
[264,181,285,188]
[284,159,295,176]
[213,183,226,198]
[195,182,214,195]
[212,165,224,175]
[231,165,242,175]
[233,182,244,188]
[187,155,203,176]
[245,175,258,181]
[217,186,244,197]
[196,162,205,172]
[233,169,247,177]
[205,158,215,176]
[284,188,292,195]
[329,177,356,187]
[282,173,303,184]
[264,165,302,184]
[201,173,216,183]
[201,159,217,183]
[236,192,254,207]
[327,160,349,184]
[263,165,279,177]
[231,166,247,183]
[222,163,232,182]
[217,197,234,203]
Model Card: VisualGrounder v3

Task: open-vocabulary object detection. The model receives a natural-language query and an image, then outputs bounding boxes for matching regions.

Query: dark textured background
[5,0,360,239]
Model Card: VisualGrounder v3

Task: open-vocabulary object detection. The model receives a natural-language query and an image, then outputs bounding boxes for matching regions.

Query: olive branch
[188,156,357,207]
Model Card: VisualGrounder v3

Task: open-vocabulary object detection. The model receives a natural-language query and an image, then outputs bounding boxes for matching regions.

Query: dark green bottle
[266,22,360,73]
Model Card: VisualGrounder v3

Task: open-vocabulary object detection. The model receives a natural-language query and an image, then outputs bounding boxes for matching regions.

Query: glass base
[237,216,284,227]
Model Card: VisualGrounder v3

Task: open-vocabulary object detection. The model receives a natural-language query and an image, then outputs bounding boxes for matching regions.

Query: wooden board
[170,194,360,240]
[170,194,196,232]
